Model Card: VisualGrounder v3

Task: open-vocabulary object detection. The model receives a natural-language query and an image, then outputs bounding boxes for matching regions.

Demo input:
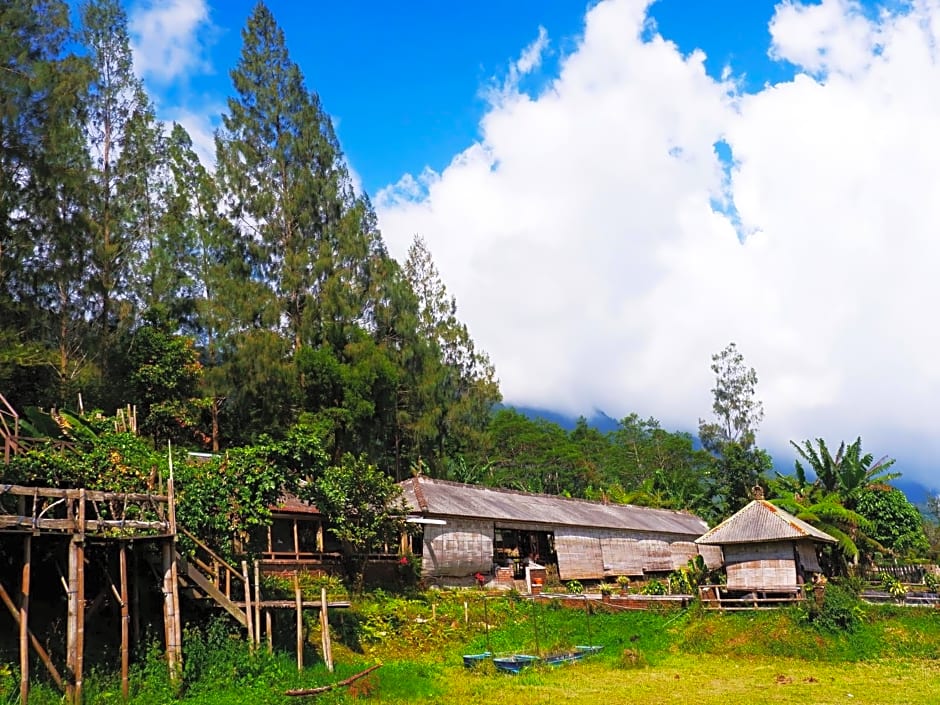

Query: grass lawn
[408,655,940,705]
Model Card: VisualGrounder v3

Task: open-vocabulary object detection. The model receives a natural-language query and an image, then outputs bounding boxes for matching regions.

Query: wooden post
[253,560,261,647]
[66,535,85,704]
[119,543,130,700]
[294,575,303,671]
[293,520,300,559]
[320,587,333,672]
[161,541,181,684]
[164,448,182,684]
[266,610,273,654]
[20,534,31,705]
[242,561,254,647]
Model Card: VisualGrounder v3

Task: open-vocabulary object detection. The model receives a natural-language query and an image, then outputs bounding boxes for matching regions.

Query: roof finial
[752,485,765,501]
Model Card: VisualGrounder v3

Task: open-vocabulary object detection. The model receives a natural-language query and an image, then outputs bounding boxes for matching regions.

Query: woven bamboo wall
[669,541,700,569]
[554,528,605,579]
[724,542,796,589]
[422,518,493,576]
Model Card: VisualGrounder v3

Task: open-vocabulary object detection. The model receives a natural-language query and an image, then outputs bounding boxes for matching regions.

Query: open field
[372,655,940,705]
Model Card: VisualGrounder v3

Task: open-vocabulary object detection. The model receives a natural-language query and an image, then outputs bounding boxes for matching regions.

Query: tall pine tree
[80,0,164,398]
[0,0,92,404]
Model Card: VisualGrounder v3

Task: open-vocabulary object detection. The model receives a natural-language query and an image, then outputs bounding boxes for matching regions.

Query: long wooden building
[399,477,720,582]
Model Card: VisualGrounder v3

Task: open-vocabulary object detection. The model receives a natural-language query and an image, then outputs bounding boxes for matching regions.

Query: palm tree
[779,436,898,570]
[770,475,873,572]
[836,437,899,510]
[791,437,899,509]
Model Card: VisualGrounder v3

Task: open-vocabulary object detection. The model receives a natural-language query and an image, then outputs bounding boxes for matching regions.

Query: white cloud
[129,0,213,84]
[376,0,940,488]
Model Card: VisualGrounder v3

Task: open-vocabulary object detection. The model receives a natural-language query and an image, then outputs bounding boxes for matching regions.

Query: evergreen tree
[215,1,377,351]
[403,235,500,466]
[698,342,772,517]
[80,0,163,393]
[0,0,92,404]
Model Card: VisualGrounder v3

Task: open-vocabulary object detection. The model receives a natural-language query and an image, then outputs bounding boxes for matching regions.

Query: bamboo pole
[0,582,63,691]
[266,610,273,654]
[20,534,31,705]
[66,534,85,704]
[253,561,261,647]
[164,446,182,683]
[285,665,381,697]
[294,575,303,671]
[320,587,333,672]
[242,561,254,647]
[161,542,181,684]
[120,543,129,700]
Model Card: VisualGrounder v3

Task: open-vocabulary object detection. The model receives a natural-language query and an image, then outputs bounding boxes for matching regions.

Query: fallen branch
[285,664,381,697]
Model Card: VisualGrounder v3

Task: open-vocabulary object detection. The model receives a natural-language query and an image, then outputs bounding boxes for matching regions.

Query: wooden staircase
[175,528,249,628]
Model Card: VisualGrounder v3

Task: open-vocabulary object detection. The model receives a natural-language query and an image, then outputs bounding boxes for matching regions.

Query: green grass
[5,591,940,704]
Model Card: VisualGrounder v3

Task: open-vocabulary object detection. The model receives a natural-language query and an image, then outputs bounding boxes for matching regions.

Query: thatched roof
[695,500,837,545]
[400,477,708,537]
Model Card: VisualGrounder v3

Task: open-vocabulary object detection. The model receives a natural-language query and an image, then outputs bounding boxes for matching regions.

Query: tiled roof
[695,500,837,545]
[399,477,708,536]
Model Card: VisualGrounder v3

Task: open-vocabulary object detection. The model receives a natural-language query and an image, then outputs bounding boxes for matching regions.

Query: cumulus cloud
[376,0,940,488]
[129,0,213,84]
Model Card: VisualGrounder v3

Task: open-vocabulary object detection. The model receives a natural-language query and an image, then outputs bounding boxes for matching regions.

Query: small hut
[695,489,836,596]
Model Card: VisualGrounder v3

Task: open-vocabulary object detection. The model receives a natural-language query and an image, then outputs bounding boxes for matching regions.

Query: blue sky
[127,0,858,192]
[125,0,940,493]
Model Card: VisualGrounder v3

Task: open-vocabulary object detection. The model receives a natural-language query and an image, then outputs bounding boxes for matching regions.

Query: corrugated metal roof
[695,500,837,545]
[399,477,708,536]
[272,493,321,516]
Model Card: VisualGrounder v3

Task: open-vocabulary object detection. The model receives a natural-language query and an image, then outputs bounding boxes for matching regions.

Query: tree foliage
[698,343,771,518]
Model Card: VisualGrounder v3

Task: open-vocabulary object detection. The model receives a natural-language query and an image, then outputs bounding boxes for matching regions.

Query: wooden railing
[699,584,805,610]
[0,484,171,536]
[0,392,19,463]
[179,526,248,604]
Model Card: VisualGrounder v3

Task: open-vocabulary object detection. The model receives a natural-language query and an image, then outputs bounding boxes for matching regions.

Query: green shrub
[879,571,907,599]
[640,579,667,595]
[808,582,865,633]
[565,580,584,594]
